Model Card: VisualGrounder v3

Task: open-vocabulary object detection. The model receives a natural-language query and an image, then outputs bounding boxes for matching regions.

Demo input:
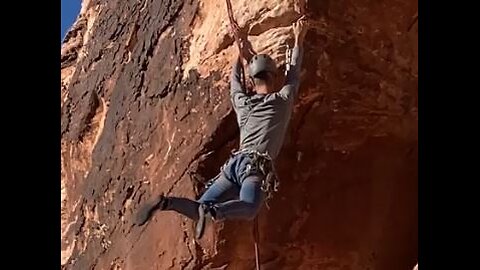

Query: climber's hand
[230,25,254,62]
[293,16,308,46]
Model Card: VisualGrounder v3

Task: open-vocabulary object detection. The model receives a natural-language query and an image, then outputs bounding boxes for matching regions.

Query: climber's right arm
[279,18,308,101]
[279,45,304,101]
[229,25,255,112]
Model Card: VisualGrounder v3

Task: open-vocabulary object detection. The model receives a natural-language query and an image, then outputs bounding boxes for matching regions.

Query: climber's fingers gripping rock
[229,25,254,62]
[293,16,309,45]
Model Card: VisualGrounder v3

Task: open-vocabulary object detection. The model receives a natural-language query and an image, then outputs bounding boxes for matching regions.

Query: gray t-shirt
[230,46,304,160]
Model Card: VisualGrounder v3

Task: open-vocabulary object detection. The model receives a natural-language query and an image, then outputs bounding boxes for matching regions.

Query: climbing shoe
[135,194,168,226]
[195,203,211,240]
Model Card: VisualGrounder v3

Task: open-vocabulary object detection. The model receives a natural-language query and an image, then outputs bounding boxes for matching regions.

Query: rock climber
[135,17,309,240]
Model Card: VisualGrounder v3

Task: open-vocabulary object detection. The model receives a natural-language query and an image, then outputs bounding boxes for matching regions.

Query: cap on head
[248,54,277,78]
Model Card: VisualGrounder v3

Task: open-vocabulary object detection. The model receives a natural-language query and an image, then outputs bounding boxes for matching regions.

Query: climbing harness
[210,148,280,206]
[230,148,279,206]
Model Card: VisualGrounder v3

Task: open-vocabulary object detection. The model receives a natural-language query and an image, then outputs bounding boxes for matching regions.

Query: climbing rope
[253,217,261,270]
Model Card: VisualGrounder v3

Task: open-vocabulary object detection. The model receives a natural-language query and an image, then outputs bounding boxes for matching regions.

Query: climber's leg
[198,174,239,204]
[212,173,265,221]
[194,172,240,239]
[166,173,239,221]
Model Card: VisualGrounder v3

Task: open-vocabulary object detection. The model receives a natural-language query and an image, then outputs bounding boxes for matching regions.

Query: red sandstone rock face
[61,0,418,269]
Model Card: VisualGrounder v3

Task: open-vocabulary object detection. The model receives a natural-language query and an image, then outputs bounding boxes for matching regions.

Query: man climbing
[136,17,309,240]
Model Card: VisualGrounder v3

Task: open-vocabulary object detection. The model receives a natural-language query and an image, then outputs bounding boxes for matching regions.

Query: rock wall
[61,0,418,269]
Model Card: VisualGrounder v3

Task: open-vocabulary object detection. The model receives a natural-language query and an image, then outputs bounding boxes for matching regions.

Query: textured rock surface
[61,0,418,269]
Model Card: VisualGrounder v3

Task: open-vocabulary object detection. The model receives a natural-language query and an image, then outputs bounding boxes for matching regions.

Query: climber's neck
[254,84,274,94]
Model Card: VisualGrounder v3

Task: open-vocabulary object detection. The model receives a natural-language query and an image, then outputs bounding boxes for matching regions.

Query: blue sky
[61,0,82,41]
